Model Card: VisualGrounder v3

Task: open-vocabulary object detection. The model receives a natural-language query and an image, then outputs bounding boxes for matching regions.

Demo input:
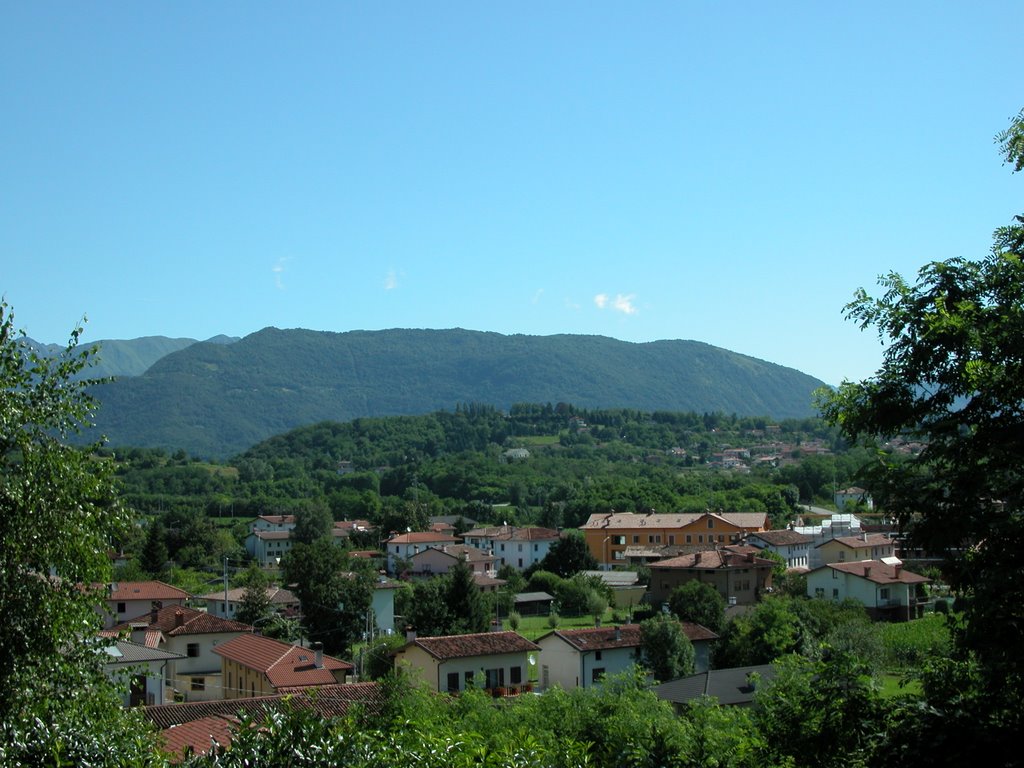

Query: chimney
[405,626,417,643]
[864,566,872,577]
[746,551,755,563]
[694,552,701,564]
[150,606,159,625]
[312,641,324,669]
[614,626,621,642]
[894,563,902,577]
[862,532,869,542]
[174,609,185,628]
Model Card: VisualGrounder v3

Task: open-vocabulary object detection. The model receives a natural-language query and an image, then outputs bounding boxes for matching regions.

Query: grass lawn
[878,673,922,699]
[511,608,620,641]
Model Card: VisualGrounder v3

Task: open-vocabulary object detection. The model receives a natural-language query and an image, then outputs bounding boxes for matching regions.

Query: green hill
[84,327,826,458]
[26,334,238,380]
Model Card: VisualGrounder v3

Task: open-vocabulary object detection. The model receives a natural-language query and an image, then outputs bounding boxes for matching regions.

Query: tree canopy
[817,107,1024,759]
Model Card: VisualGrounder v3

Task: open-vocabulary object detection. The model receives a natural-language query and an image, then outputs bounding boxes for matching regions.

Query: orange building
[580,511,770,567]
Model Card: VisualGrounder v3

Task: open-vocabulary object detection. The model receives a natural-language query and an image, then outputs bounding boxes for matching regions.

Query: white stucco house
[393,631,540,694]
[806,560,930,621]
[460,525,561,571]
[535,622,718,691]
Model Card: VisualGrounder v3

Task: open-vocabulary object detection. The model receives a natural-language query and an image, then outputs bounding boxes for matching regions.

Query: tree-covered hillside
[85,328,827,458]
[110,404,871,562]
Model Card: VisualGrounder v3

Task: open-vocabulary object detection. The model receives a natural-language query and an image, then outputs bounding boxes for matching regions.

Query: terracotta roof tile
[829,533,894,549]
[387,532,460,545]
[114,605,252,636]
[107,580,190,601]
[748,529,815,546]
[213,634,352,688]
[825,560,929,585]
[409,631,539,660]
[651,549,776,570]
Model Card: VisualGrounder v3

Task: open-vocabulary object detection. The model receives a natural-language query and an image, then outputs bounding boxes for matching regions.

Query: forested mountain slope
[86,327,826,458]
[26,334,238,379]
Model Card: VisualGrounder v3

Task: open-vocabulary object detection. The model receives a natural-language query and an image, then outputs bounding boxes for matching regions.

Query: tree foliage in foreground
[0,302,162,765]
[817,108,1024,763]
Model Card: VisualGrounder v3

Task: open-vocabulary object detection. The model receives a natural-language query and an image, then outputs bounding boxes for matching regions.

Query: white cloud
[272,257,290,290]
[593,292,638,315]
[532,288,544,304]
[383,268,399,290]
[612,293,638,315]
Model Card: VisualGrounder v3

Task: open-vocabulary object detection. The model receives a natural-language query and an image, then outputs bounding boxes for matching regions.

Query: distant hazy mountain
[26,334,239,380]
[82,327,826,458]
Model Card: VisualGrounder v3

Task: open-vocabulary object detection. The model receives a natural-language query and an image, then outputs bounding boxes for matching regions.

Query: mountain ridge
[79,327,826,458]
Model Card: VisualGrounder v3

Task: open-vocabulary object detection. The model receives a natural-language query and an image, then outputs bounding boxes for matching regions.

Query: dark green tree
[639,613,696,682]
[0,303,161,763]
[446,558,490,634]
[537,529,598,577]
[140,518,169,577]
[281,539,372,656]
[668,580,726,633]
[816,108,1024,754]
[235,564,272,627]
[292,500,333,544]
[714,597,801,668]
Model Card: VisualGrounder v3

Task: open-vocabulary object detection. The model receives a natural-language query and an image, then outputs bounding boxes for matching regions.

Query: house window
[815,587,825,598]
[707,518,714,529]
[880,588,890,600]
[839,551,846,561]
[464,671,474,687]
[718,535,724,542]
[191,677,205,692]
[518,544,523,552]
[591,668,605,684]
[686,535,692,544]
[485,668,504,689]
[668,535,675,545]
[614,551,625,560]
[117,602,126,614]
[446,672,460,693]
[655,535,662,543]
[510,666,522,684]
[832,588,840,598]
[648,535,654,543]
[595,651,603,661]
[698,535,704,543]
[187,643,200,658]
[632,535,639,544]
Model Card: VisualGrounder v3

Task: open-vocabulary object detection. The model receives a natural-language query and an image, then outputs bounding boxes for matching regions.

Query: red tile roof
[107,580,190,602]
[747,529,814,546]
[651,548,777,571]
[212,634,352,688]
[541,622,718,651]
[828,533,894,549]
[387,531,460,544]
[408,631,539,660]
[461,525,561,541]
[825,560,929,585]
[146,683,385,761]
[159,715,236,763]
[114,605,252,636]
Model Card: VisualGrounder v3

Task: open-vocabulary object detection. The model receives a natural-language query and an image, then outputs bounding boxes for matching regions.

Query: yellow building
[213,634,351,700]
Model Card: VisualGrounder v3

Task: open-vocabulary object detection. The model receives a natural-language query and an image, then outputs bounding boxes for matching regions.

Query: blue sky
[2,2,1020,387]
